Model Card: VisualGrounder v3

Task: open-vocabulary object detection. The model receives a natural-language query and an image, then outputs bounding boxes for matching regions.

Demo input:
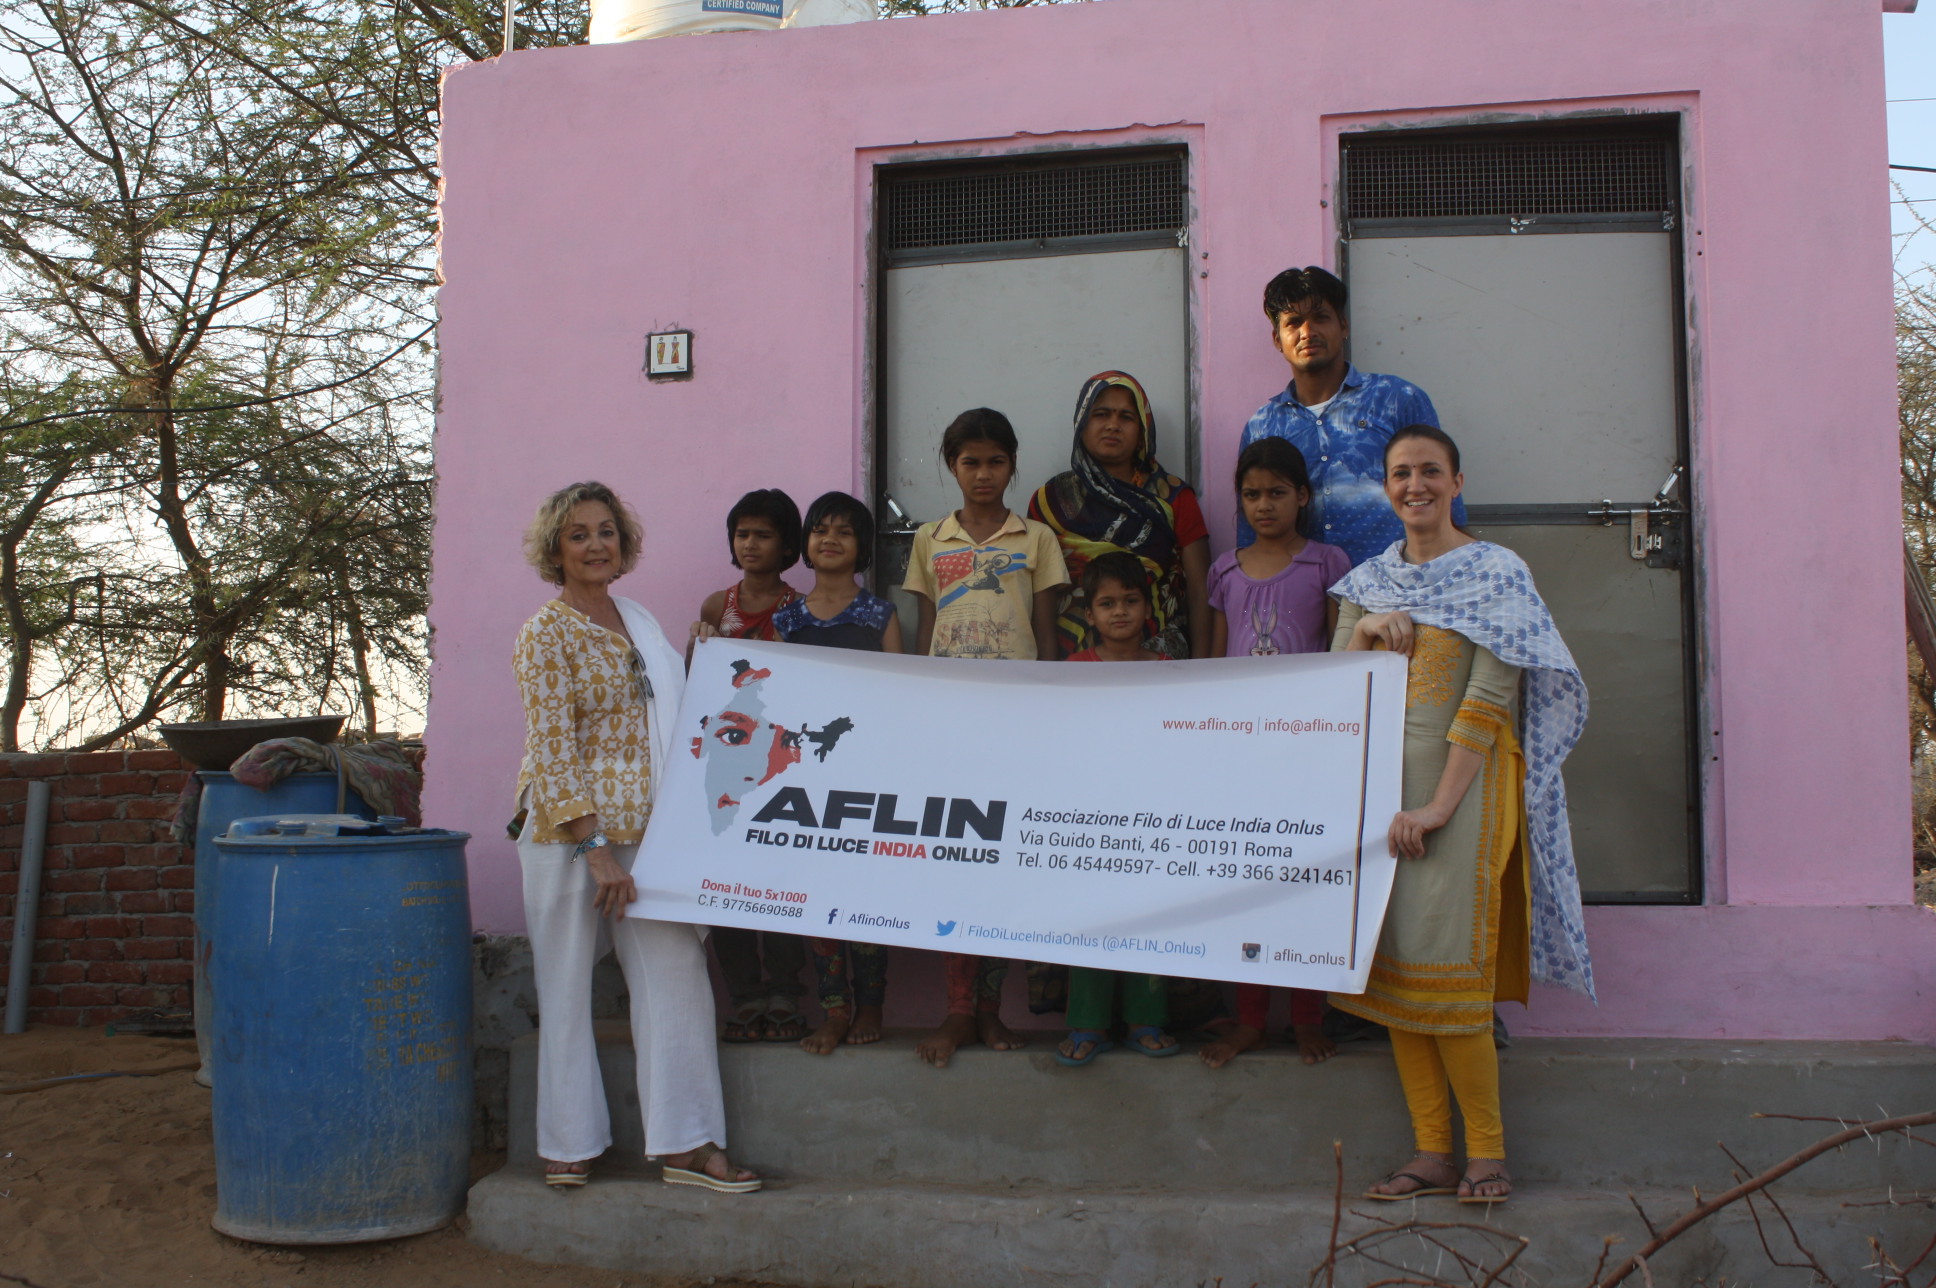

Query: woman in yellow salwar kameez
[1329,424,1591,1206]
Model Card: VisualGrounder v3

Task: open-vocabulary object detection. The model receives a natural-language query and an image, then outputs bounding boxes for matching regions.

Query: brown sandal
[1458,1160,1513,1205]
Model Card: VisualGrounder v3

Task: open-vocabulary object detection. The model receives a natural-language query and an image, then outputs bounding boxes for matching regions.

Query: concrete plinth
[470,1029,1936,1284]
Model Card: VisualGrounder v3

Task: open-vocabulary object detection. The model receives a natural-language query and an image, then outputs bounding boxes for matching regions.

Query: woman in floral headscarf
[1028,371,1211,659]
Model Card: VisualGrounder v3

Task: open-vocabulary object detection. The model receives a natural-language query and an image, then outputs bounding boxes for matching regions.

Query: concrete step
[466,1170,1936,1287]
[506,1026,1936,1194]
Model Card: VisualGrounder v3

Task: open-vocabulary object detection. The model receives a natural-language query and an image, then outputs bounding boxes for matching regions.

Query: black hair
[1384,423,1462,475]
[725,489,801,571]
[940,408,1020,467]
[1261,265,1348,326]
[801,491,876,573]
[1233,437,1315,538]
[1081,550,1152,602]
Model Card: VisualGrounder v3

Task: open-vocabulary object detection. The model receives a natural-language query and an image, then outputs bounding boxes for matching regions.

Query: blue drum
[210,816,472,1244]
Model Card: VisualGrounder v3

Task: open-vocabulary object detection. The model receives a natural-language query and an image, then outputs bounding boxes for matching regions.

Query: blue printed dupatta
[1333,540,1595,1000]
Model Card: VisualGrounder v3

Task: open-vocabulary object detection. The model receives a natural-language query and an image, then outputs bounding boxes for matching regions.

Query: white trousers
[517,836,727,1162]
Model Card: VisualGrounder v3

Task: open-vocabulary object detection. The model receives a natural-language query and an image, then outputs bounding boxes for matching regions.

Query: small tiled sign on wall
[646,330,693,380]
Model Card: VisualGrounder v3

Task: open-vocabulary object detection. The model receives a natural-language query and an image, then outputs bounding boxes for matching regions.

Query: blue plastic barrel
[194,773,372,1086]
[210,816,472,1244]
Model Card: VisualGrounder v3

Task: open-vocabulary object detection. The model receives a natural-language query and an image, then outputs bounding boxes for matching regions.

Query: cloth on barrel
[170,739,424,845]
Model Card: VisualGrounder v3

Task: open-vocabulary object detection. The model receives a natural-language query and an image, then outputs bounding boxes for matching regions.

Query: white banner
[633,639,1407,992]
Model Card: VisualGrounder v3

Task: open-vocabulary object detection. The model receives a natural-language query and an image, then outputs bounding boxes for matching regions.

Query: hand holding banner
[632,640,1406,993]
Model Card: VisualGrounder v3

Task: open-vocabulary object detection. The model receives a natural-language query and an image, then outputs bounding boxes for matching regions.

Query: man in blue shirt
[1237,266,1462,565]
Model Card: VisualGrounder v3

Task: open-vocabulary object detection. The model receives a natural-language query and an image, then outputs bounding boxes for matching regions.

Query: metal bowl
[157,715,348,771]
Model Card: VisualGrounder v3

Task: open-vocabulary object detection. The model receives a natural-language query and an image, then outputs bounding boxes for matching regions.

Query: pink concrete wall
[432,0,1935,1038]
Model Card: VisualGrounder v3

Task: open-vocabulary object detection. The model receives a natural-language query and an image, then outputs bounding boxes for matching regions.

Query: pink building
[430,0,1935,1041]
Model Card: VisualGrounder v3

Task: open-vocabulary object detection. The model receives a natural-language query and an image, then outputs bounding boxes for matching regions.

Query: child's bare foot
[1292,1022,1337,1064]
[977,1013,1028,1051]
[1199,1022,1264,1069]
[845,1004,884,1045]
[917,1013,979,1067]
[801,1007,852,1055]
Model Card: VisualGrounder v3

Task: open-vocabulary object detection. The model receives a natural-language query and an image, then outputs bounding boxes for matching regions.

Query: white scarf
[1333,540,1595,1000]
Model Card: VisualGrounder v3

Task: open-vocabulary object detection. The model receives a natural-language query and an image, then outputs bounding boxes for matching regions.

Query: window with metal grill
[1341,128,1678,236]
[881,151,1187,266]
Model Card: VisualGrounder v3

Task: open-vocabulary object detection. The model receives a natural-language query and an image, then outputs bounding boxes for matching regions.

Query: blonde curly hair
[523,481,644,585]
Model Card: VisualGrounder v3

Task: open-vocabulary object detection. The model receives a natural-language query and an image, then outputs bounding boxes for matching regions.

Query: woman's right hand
[1354,610,1417,656]
[587,849,637,919]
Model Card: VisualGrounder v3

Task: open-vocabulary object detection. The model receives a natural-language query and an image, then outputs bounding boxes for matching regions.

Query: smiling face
[1086,576,1150,649]
[1238,467,1307,541]
[732,516,789,576]
[1383,436,1464,537]
[949,439,1015,508]
[1081,387,1144,476]
[689,665,801,833]
[1272,296,1348,381]
[806,514,859,576]
[557,500,621,591]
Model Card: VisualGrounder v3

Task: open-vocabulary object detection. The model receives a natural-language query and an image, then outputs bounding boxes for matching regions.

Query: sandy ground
[0,1027,753,1288]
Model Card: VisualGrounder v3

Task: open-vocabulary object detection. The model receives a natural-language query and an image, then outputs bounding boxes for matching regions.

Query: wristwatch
[573,829,611,859]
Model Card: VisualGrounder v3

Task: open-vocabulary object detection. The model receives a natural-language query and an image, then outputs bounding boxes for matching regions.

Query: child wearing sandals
[773,492,902,1054]
[901,408,1070,1068]
[1199,438,1352,1069]
[689,488,811,1044]
[1056,552,1180,1066]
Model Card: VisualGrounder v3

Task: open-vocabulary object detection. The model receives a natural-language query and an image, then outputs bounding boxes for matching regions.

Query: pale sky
[1888,7,1936,281]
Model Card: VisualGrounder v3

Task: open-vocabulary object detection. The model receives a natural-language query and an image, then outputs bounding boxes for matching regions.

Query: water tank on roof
[589,0,871,42]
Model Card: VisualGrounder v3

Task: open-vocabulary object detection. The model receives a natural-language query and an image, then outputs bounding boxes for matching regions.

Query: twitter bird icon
[935,920,957,937]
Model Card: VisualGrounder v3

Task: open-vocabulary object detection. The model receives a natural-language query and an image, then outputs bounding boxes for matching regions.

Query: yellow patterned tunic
[513,600,654,844]
[1328,604,1531,1035]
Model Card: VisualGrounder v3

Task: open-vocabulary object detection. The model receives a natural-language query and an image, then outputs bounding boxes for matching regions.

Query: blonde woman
[513,481,759,1193]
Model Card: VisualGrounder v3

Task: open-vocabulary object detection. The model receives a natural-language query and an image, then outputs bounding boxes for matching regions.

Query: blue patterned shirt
[1237,365,1463,566]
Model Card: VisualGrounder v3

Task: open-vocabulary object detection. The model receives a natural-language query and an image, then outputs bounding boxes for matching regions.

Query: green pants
[1066,968,1168,1031]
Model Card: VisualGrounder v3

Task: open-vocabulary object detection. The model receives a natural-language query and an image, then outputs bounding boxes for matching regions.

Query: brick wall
[0,750,194,1026]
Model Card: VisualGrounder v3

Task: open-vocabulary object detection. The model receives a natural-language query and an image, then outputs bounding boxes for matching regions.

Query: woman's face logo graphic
[691,661,802,834]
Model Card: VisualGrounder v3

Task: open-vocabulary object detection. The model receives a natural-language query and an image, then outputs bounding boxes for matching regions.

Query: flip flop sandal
[1053,1029,1114,1067]
[1126,1025,1183,1057]
[761,1001,808,1042]
[543,1161,591,1188]
[1458,1170,1513,1205]
[1363,1170,1458,1201]
[722,1003,766,1044]
[662,1143,763,1194]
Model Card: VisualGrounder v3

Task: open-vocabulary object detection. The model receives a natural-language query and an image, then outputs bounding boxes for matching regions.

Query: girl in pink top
[1202,437,1350,1069]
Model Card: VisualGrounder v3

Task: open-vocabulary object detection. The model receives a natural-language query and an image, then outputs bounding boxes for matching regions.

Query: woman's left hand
[1388,804,1452,859]
[586,849,637,918]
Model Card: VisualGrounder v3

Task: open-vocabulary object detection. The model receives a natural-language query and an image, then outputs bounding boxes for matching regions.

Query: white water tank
[589,0,871,42]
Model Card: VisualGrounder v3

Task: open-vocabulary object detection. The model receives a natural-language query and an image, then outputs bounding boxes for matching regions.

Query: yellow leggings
[1389,1028,1504,1159]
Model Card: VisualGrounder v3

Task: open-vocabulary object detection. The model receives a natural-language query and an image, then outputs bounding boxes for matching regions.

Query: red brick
[60,894,116,916]
[0,872,14,897]
[30,941,63,964]
[99,772,155,795]
[35,1007,87,1026]
[0,779,26,801]
[66,939,123,961]
[143,914,194,937]
[153,771,189,793]
[46,822,99,845]
[125,843,182,866]
[45,870,103,893]
[127,749,184,770]
[59,798,117,823]
[123,937,184,961]
[160,869,195,890]
[70,846,121,869]
[148,962,194,985]
[13,757,65,778]
[169,891,195,913]
[104,867,158,892]
[36,961,85,985]
[116,986,169,1008]
[39,916,87,938]
[59,983,117,1006]
[63,752,126,774]
[99,820,157,844]
[27,986,61,1008]
[83,915,140,937]
[86,961,145,985]
[116,891,168,914]
[60,774,101,796]
[125,798,179,822]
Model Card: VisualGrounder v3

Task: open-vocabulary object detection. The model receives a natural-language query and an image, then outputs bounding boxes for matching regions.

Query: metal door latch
[1590,467,1686,569]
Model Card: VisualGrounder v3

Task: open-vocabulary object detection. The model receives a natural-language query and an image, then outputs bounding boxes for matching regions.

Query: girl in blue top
[775,492,900,1054]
